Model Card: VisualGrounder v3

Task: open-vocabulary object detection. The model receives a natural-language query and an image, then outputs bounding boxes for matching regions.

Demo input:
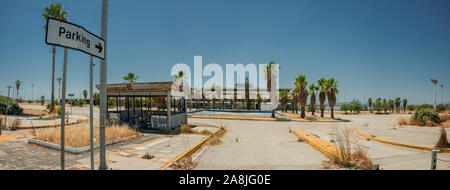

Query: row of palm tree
[280,76,339,119]
[368,97,408,114]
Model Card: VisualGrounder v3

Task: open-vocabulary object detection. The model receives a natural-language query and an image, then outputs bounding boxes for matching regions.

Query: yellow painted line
[159,129,223,170]
[93,137,165,162]
[292,129,345,160]
[355,129,450,153]
[0,134,34,143]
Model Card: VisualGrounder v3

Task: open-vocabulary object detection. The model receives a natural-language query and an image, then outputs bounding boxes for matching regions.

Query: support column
[166,94,171,130]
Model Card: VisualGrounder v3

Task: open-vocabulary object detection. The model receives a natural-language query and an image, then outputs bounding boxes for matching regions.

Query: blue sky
[0,0,449,104]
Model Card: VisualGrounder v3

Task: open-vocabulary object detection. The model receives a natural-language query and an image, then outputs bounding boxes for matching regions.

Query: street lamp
[431,78,438,109]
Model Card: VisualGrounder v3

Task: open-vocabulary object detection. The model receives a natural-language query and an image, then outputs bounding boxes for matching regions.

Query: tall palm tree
[15,80,21,101]
[83,90,88,105]
[318,78,328,117]
[123,73,139,83]
[43,3,68,113]
[431,78,438,109]
[368,98,373,113]
[402,98,408,113]
[308,83,319,116]
[295,75,308,118]
[264,61,277,118]
[326,78,338,119]
[383,99,388,113]
[395,97,401,113]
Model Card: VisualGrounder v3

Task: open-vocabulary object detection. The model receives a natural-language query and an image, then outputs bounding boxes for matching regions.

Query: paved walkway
[192,118,328,170]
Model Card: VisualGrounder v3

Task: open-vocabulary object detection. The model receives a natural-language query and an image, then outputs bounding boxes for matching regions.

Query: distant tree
[123,73,139,83]
[388,99,394,113]
[15,80,21,101]
[308,84,319,115]
[395,97,401,113]
[279,90,289,112]
[40,96,45,105]
[350,99,362,113]
[295,75,308,118]
[318,78,328,117]
[83,90,88,105]
[326,78,338,119]
[374,98,382,113]
[368,98,373,113]
[402,99,408,113]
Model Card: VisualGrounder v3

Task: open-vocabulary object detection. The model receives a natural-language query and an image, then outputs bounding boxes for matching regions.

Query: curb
[28,135,139,154]
[354,128,450,153]
[159,128,223,170]
[189,115,348,123]
[17,119,87,130]
[292,129,342,160]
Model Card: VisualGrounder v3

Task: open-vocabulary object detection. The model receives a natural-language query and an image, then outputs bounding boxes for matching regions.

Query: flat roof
[96,82,174,96]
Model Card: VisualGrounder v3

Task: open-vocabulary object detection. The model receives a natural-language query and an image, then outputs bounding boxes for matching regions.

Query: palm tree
[43,3,68,113]
[123,73,139,83]
[318,78,328,117]
[402,98,408,113]
[431,78,438,109]
[279,90,289,112]
[375,98,382,113]
[308,83,319,116]
[326,78,338,119]
[264,61,276,118]
[382,99,388,113]
[295,75,308,118]
[395,97,401,113]
[388,99,394,114]
[15,80,21,101]
[368,98,373,113]
[83,90,88,105]
[290,89,298,113]
[40,96,45,106]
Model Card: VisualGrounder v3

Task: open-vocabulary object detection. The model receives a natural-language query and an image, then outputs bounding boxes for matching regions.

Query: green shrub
[436,104,446,113]
[411,109,440,125]
[0,97,23,115]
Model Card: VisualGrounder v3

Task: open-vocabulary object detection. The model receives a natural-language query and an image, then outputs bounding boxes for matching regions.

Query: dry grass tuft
[199,130,213,136]
[435,128,449,149]
[35,125,140,148]
[205,123,227,146]
[440,114,449,123]
[397,117,407,126]
[142,152,154,160]
[171,156,196,170]
[174,124,198,134]
[329,128,373,170]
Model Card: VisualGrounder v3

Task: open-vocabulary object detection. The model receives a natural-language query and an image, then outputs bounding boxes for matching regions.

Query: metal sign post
[60,48,68,170]
[89,55,95,170]
[98,0,109,170]
[45,11,106,170]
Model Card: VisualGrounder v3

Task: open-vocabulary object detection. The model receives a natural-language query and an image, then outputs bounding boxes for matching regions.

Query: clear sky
[0,0,449,104]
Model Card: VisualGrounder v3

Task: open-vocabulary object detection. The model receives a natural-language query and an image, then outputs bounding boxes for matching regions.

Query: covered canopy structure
[96,81,187,130]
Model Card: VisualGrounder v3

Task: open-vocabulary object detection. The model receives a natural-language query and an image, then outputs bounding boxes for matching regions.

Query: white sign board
[46,18,105,59]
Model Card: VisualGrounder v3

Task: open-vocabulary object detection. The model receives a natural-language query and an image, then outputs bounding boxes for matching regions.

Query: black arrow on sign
[95,43,103,53]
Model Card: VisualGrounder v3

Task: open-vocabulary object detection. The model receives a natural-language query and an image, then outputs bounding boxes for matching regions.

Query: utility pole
[31,84,34,102]
[431,79,438,109]
[441,84,444,105]
[57,77,62,105]
[99,0,109,170]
